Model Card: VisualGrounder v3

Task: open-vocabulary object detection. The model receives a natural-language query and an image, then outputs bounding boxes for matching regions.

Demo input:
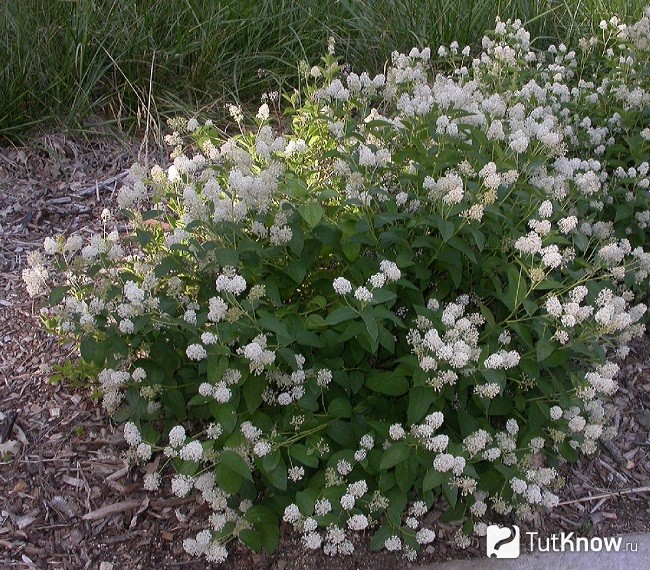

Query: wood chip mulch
[0,134,648,569]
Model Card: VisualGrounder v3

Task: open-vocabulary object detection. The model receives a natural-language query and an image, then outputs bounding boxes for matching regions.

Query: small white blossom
[315,499,332,516]
[389,424,406,440]
[186,343,207,361]
[179,440,203,462]
[416,529,436,544]
[354,286,373,302]
[124,422,141,446]
[169,425,186,447]
[283,504,301,523]
[380,260,401,281]
[333,277,353,295]
[347,514,368,530]
[385,536,402,551]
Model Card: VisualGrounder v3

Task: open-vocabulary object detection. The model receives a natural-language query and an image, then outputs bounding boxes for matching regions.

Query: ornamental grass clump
[26,11,650,563]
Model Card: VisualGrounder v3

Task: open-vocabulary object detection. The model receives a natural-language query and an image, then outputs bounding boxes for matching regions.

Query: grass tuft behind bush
[0,0,645,140]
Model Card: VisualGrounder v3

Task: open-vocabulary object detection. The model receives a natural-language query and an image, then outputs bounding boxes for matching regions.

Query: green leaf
[536,339,555,362]
[395,457,418,492]
[216,462,243,494]
[379,471,396,492]
[135,228,153,247]
[386,487,408,526]
[486,397,513,416]
[448,235,477,263]
[423,468,448,492]
[207,355,230,384]
[220,450,253,481]
[407,386,435,425]
[214,248,239,267]
[284,174,309,199]
[523,299,537,317]
[369,288,397,305]
[366,372,409,396]
[338,321,366,342]
[440,500,465,522]
[258,312,293,343]
[262,449,281,472]
[442,481,458,507]
[412,236,437,248]
[361,309,378,342]
[305,313,327,330]
[245,505,280,552]
[438,218,455,242]
[378,325,396,352]
[370,525,393,551]
[239,529,262,553]
[325,306,358,326]
[349,370,364,394]
[295,489,317,515]
[162,390,186,420]
[286,260,307,284]
[49,285,70,306]
[154,255,182,278]
[298,202,324,228]
[210,403,238,436]
[288,444,319,468]
[289,225,305,255]
[379,442,411,470]
[466,226,485,250]
[328,420,357,447]
[113,408,130,422]
[614,204,633,223]
[328,397,353,418]
[505,265,525,310]
[264,456,288,491]
[559,440,579,462]
[125,387,147,420]
[243,373,267,414]
[308,295,328,310]
[341,241,361,261]
[80,336,108,367]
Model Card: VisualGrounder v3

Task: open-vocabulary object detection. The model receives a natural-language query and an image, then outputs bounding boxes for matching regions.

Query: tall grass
[0,0,644,140]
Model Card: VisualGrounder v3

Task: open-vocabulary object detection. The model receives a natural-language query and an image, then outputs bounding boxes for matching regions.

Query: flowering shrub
[26,11,650,564]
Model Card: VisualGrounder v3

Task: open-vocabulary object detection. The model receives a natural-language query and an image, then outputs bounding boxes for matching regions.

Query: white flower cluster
[358,145,392,168]
[333,277,352,295]
[183,531,228,563]
[433,453,466,475]
[408,297,484,376]
[215,268,247,296]
[545,287,646,346]
[239,334,275,374]
[424,171,464,204]
[483,350,521,369]
[97,368,135,414]
[333,260,401,303]
[122,422,152,462]
[22,252,49,297]
[411,413,448,452]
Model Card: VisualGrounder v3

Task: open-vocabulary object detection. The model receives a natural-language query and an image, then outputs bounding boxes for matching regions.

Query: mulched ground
[1,134,648,569]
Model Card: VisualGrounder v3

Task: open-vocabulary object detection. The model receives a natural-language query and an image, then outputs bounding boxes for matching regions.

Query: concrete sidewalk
[415,533,649,570]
